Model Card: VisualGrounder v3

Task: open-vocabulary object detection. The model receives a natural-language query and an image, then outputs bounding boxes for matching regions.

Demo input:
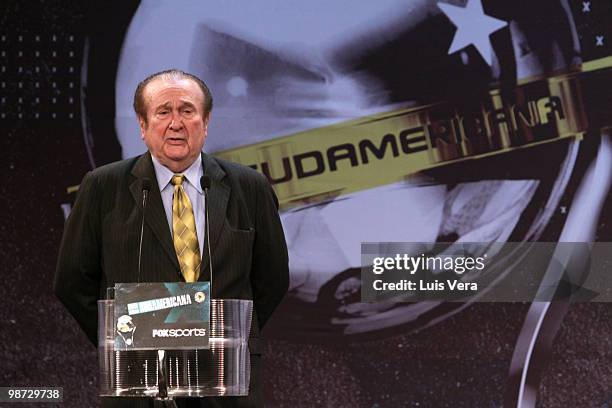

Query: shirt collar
[151,154,203,193]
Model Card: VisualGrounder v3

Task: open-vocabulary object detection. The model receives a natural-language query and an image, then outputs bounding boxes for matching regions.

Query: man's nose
[169,113,184,130]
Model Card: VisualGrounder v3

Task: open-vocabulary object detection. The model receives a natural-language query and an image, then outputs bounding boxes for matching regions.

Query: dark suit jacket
[54,152,289,407]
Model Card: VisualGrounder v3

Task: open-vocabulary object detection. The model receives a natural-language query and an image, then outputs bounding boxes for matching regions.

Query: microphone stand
[201,176,213,295]
[137,178,151,283]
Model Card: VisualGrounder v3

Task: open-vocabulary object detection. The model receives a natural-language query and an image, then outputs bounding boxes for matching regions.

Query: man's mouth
[166,137,186,145]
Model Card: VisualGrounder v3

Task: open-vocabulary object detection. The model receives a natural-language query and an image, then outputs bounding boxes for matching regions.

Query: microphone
[200,175,211,190]
[137,178,152,283]
[200,175,213,295]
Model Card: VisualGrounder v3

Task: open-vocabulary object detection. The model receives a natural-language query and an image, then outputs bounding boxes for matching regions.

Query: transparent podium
[98,298,253,404]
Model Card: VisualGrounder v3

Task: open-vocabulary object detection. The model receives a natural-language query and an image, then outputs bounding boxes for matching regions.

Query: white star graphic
[438,0,508,66]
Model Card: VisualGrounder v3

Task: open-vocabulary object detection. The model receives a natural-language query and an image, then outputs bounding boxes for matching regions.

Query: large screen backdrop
[3,0,612,406]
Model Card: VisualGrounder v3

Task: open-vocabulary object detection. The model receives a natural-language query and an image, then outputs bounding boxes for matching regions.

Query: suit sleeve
[54,171,102,346]
[249,176,289,331]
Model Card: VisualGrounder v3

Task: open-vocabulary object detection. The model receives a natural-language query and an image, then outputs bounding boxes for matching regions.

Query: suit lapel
[200,153,229,279]
[129,152,181,277]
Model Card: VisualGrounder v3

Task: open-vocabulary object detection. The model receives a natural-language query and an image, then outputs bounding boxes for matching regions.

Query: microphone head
[200,175,211,191]
[141,178,152,192]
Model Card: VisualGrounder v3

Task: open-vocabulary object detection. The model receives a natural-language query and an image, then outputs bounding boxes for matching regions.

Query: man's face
[139,77,209,173]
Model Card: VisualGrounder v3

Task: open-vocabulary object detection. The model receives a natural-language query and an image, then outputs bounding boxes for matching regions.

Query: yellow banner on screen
[216,69,595,210]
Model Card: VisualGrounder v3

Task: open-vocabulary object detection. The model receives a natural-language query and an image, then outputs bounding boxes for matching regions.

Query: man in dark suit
[54,69,289,407]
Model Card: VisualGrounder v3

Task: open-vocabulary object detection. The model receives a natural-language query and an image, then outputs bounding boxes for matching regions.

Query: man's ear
[203,113,211,136]
[138,115,147,139]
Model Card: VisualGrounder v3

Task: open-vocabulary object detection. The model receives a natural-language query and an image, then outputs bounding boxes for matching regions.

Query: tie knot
[171,174,185,186]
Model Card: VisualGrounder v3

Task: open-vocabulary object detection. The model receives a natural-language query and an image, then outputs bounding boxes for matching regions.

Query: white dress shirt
[151,154,205,255]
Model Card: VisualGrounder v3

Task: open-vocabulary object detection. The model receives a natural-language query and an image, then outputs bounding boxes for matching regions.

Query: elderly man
[54,69,289,407]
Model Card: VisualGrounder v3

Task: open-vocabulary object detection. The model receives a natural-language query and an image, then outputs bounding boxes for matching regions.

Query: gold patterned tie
[171,174,201,282]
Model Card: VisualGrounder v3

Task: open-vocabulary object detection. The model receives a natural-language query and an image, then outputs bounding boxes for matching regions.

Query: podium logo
[116,315,136,346]
[194,291,206,303]
[152,328,207,338]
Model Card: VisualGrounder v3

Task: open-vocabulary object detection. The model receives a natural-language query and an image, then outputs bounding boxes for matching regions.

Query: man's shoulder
[208,154,279,209]
[209,155,268,185]
[87,156,141,182]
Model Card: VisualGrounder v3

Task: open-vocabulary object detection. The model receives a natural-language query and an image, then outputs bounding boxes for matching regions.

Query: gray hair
[133,69,213,122]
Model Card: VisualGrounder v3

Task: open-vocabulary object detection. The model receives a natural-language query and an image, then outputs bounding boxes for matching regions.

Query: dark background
[2,1,612,406]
